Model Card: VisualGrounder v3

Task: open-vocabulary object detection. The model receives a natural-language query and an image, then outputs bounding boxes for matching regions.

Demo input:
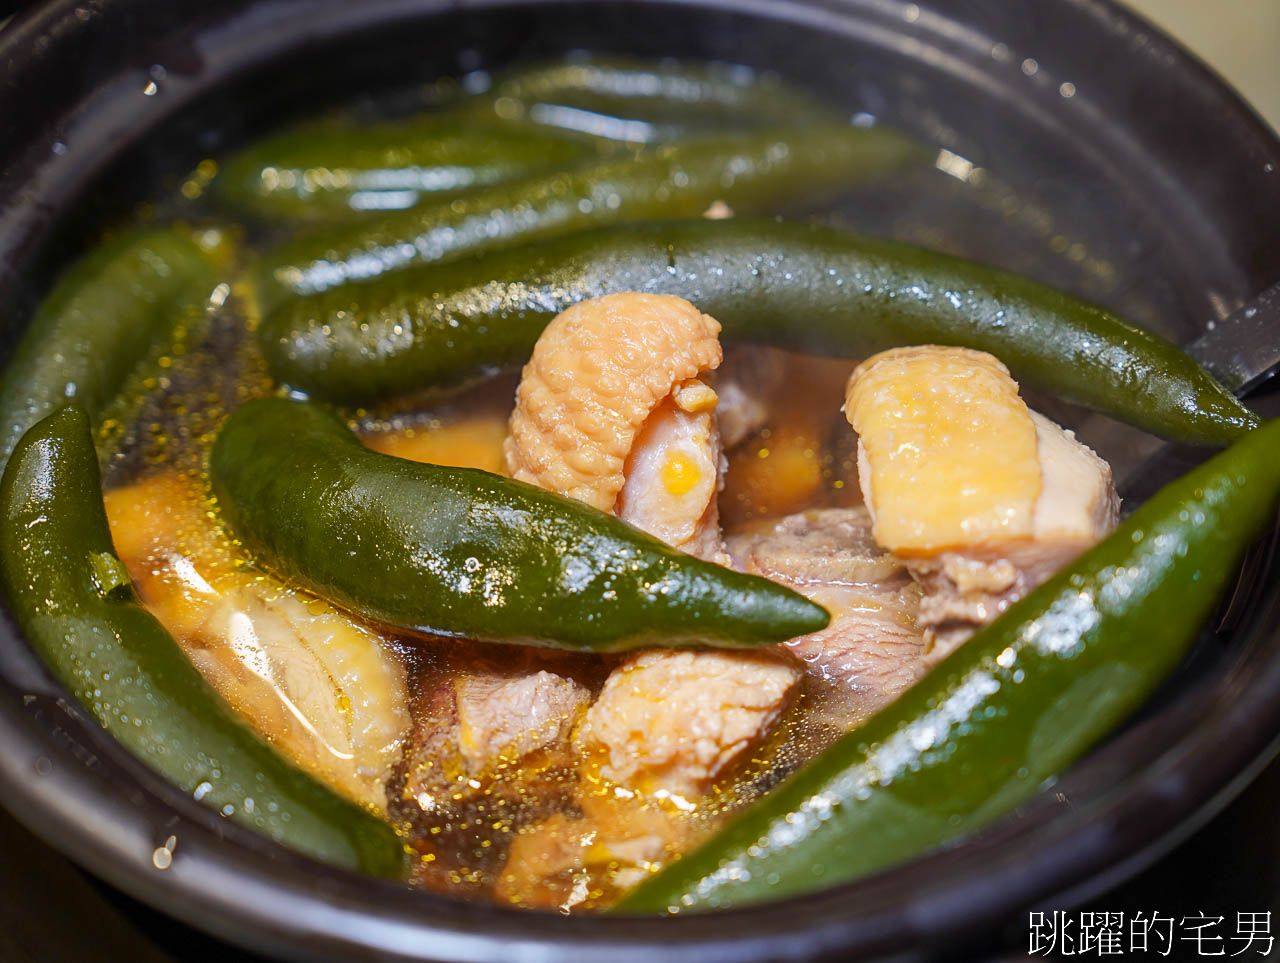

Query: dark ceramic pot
[0,1,1278,960]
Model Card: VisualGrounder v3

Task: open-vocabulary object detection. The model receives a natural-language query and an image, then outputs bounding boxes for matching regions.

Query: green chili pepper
[210,397,828,653]
[214,118,604,222]
[614,415,1280,913]
[0,406,407,877]
[261,219,1257,446]
[251,126,924,310]
[0,226,225,468]
[470,56,838,141]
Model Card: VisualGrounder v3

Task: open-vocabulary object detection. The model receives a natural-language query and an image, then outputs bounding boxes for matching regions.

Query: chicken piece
[845,345,1042,553]
[505,291,727,560]
[845,346,1119,665]
[504,292,801,796]
[398,650,594,793]
[729,508,925,722]
[907,411,1119,662]
[455,667,591,773]
[192,585,410,809]
[104,472,409,811]
[1029,411,1121,542]
[504,292,722,514]
[396,648,596,809]
[615,384,727,560]
[575,649,798,798]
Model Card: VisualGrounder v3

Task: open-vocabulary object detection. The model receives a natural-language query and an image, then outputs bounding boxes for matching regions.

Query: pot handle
[1186,279,1280,396]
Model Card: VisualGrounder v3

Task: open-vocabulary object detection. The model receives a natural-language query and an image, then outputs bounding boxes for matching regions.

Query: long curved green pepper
[468,56,838,141]
[0,406,408,878]
[210,397,828,653]
[261,218,1257,446]
[0,226,223,468]
[615,415,1280,913]
[214,118,604,222]
[251,125,924,310]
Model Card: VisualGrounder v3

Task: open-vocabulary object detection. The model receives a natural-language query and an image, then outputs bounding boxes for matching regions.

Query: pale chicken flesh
[574,648,800,797]
[845,345,1119,665]
[729,507,926,723]
[615,383,728,562]
[395,647,595,813]
[456,669,591,772]
[104,472,409,812]
[504,292,801,801]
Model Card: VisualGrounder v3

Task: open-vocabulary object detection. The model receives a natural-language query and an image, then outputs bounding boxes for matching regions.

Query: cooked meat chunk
[575,649,800,797]
[400,651,592,793]
[615,383,727,561]
[905,541,1078,665]
[195,586,410,810]
[845,345,1043,553]
[455,668,591,772]
[503,292,800,796]
[1028,410,1120,541]
[104,472,409,811]
[730,508,924,722]
[504,292,722,512]
[731,505,902,585]
[845,346,1119,665]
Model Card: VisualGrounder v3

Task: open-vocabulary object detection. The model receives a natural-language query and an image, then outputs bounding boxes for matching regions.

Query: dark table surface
[3,748,1279,962]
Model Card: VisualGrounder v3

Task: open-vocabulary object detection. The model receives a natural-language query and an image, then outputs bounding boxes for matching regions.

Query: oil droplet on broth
[151,835,177,870]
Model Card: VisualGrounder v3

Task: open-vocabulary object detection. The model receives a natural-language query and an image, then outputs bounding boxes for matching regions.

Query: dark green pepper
[214,118,604,222]
[0,406,407,877]
[261,218,1257,446]
[251,126,924,310]
[210,397,828,652]
[469,56,838,141]
[615,415,1280,913]
[0,226,224,467]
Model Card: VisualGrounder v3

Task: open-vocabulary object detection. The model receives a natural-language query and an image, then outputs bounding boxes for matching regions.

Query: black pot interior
[0,1,1278,960]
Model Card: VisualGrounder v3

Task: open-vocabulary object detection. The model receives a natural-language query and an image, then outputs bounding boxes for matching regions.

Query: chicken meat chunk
[574,648,799,797]
[503,292,801,796]
[845,345,1119,665]
[104,472,409,811]
[455,666,592,773]
[396,650,592,802]
[729,507,925,722]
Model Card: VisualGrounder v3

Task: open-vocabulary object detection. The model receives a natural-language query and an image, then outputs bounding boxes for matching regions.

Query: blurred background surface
[1126,0,1278,130]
